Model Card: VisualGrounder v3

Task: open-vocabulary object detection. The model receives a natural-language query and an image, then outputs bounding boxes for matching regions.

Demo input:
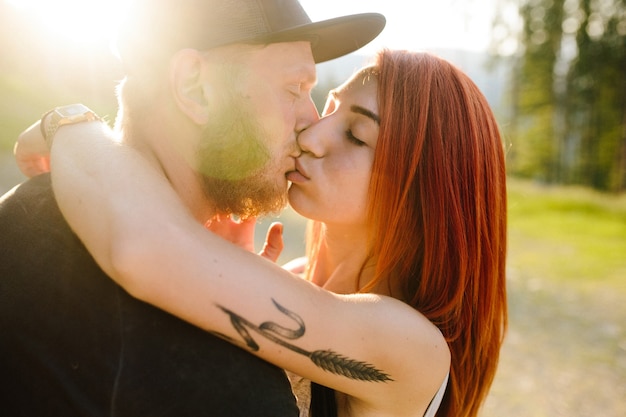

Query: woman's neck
[309,224,376,294]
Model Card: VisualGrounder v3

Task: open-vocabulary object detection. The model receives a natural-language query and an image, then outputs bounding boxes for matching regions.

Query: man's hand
[205,216,284,262]
[14,120,51,178]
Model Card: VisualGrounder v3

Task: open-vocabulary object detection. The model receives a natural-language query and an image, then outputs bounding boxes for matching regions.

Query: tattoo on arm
[216,298,393,383]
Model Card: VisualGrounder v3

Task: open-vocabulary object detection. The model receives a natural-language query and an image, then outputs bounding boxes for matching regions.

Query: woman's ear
[169,49,210,125]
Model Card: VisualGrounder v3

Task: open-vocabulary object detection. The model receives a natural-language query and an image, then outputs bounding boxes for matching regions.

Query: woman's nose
[296,118,327,158]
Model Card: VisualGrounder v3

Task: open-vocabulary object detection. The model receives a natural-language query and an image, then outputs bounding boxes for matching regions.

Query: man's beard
[200,173,287,219]
[196,87,288,219]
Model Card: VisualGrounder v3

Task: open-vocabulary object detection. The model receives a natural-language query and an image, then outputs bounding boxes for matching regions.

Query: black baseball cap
[115,0,386,70]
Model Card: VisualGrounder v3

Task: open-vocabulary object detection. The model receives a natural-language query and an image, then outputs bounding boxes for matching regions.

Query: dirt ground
[481,269,626,416]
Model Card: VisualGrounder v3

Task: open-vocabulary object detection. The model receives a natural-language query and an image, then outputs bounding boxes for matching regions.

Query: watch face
[56,103,91,118]
[43,104,100,146]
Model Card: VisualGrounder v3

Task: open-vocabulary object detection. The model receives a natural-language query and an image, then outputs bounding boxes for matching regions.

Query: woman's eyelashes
[345,129,366,146]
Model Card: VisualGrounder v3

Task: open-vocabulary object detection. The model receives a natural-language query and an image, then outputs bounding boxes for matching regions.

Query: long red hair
[306,49,507,417]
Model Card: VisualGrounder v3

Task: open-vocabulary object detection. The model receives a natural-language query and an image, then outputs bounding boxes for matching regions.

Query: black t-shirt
[0,174,298,417]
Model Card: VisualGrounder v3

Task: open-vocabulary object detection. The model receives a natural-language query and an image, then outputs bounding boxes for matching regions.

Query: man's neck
[119,118,217,225]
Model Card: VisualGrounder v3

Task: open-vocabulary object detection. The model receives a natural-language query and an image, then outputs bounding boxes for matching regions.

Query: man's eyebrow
[350,105,380,125]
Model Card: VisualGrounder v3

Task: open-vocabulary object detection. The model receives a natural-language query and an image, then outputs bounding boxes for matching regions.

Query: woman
[18,49,507,417]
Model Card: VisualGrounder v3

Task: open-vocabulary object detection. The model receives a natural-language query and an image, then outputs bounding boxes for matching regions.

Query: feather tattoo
[217,299,393,383]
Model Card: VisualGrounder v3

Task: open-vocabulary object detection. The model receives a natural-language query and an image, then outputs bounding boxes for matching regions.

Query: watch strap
[40,104,102,148]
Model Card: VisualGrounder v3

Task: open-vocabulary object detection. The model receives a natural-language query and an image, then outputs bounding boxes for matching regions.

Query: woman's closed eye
[345,129,366,146]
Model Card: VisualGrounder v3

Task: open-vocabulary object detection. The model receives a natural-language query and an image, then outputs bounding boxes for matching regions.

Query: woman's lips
[287,160,310,183]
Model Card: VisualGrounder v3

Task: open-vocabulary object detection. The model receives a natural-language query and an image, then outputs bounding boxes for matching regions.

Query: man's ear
[169,49,210,125]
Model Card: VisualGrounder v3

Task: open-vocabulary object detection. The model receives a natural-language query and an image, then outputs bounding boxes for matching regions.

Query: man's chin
[230,197,287,220]
[201,169,290,218]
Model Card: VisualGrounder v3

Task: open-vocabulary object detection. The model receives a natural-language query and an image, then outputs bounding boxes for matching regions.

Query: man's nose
[294,97,320,134]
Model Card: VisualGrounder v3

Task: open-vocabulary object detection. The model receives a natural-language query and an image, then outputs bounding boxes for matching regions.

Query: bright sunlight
[4,0,512,53]
[4,0,127,43]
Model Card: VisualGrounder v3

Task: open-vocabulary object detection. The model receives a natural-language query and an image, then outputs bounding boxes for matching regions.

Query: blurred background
[1,0,624,415]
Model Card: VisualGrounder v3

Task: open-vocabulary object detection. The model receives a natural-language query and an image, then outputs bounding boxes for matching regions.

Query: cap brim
[263,13,386,63]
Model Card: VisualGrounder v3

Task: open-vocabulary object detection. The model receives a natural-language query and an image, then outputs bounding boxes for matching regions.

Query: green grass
[486,178,626,417]
[507,178,626,290]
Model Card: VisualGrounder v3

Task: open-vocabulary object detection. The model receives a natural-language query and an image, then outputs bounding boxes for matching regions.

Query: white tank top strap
[423,372,449,417]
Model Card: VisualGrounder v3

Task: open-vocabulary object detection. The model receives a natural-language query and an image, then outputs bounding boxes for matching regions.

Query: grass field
[484,179,626,416]
[1,159,624,415]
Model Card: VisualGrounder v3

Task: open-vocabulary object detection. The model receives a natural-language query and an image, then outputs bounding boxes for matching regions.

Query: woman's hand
[259,222,284,263]
[14,120,50,178]
[205,216,284,262]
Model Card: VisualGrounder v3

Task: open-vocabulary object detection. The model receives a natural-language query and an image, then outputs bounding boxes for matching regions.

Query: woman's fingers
[259,222,284,263]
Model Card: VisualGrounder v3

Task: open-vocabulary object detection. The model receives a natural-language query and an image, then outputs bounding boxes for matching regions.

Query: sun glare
[5,0,127,44]
[5,0,507,54]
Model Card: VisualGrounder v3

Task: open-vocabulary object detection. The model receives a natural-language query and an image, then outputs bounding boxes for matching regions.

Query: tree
[498,0,626,192]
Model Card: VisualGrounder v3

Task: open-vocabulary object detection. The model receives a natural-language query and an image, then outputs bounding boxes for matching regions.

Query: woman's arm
[15,117,283,262]
[49,122,141,277]
[50,124,450,414]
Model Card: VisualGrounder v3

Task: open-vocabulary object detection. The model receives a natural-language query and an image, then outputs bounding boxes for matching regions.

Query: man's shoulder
[0,173,81,259]
[0,174,55,215]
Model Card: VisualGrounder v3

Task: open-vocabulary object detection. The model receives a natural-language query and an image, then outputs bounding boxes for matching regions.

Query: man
[0,0,385,415]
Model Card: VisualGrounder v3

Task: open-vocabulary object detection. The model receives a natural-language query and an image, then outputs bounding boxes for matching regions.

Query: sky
[301,0,501,53]
[4,0,506,54]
